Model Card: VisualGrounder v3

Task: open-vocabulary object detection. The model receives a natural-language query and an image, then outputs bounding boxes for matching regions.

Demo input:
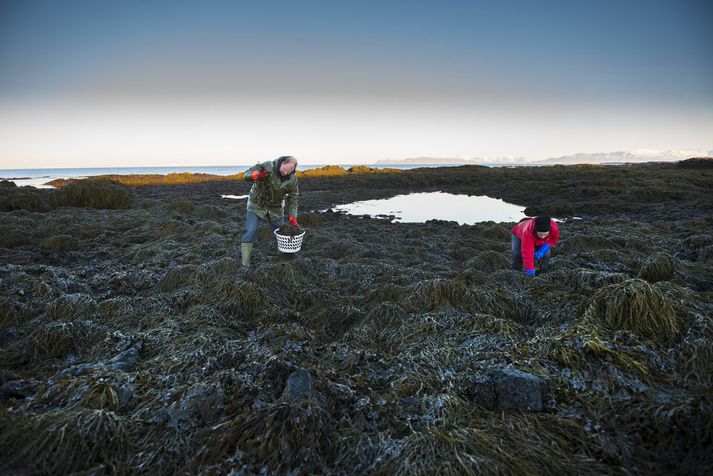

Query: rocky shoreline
[1,161,712,474]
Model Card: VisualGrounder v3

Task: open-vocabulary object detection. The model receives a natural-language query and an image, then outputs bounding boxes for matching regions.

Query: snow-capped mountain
[377,156,529,165]
[377,149,712,166]
[540,149,713,164]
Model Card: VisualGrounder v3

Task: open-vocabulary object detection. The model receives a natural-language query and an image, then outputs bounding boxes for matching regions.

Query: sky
[1,0,712,168]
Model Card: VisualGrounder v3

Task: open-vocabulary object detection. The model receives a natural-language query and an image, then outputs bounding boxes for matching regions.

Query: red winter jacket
[511,218,559,272]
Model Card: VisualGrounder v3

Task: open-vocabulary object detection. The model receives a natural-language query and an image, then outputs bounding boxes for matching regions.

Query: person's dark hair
[277,155,297,166]
[276,155,298,181]
[534,216,551,232]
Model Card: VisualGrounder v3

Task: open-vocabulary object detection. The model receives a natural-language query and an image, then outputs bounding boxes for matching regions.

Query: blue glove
[534,243,551,260]
[525,269,536,275]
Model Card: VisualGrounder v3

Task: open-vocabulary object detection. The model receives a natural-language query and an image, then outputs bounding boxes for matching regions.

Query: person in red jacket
[511,216,559,275]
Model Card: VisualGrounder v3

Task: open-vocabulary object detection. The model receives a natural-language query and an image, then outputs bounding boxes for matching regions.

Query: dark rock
[469,367,547,412]
[399,395,421,414]
[0,327,15,346]
[492,368,546,411]
[468,374,497,408]
[281,368,316,403]
[116,380,136,408]
[108,347,139,372]
[162,382,226,430]
[54,345,139,381]
[0,378,40,401]
[58,363,99,380]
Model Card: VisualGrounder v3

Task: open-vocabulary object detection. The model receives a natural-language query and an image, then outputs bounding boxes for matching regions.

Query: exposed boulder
[281,368,316,403]
[0,379,40,401]
[108,347,139,372]
[468,367,548,412]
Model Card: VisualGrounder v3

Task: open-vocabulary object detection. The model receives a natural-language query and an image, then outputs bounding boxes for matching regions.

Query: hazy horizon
[2,0,712,169]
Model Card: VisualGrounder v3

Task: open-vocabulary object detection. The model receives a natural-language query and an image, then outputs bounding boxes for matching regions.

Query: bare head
[278,156,298,176]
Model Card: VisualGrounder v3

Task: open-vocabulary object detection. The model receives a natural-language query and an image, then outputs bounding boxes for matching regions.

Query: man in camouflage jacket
[240,156,299,267]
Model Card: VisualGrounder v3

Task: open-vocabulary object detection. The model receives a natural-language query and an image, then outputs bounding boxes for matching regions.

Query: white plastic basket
[274,228,306,253]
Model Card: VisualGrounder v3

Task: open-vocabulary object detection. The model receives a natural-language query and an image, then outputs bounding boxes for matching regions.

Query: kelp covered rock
[639,252,678,282]
[57,179,134,209]
[586,278,678,341]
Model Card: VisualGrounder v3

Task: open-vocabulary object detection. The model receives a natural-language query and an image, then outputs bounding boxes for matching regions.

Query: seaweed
[193,400,333,473]
[252,175,274,208]
[215,281,266,319]
[82,379,121,411]
[28,321,97,360]
[0,230,31,248]
[375,415,608,475]
[39,234,81,252]
[277,222,305,236]
[347,302,408,352]
[57,179,134,209]
[586,279,678,342]
[0,298,22,331]
[156,265,195,292]
[639,252,678,282]
[305,304,365,342]
[1,161,712,474]
[166,198,194,213]
[403,279,471,311]
[0,410,131,475]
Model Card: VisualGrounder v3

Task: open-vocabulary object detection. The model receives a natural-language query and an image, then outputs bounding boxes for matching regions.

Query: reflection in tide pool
[331,192,527,224]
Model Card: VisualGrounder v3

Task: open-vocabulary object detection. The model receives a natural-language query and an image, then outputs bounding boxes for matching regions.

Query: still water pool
[329,192,527,224]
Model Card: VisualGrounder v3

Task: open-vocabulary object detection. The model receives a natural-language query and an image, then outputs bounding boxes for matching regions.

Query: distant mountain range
[540,149,713,164]
[377,149,713,166]
[376,156,528,165]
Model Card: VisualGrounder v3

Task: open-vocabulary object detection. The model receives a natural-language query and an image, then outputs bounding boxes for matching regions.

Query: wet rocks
[107,346,139,372]
[468,368,548,411]
[158,381,226,430]
[0,378,40,401]
[278,369,331,415]
[57,363,100,380]
[281,368,316,403]
[116,379,136,408]
[57,344,141,380]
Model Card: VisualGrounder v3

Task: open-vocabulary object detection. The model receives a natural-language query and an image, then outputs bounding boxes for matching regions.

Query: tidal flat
[1,160,712,475]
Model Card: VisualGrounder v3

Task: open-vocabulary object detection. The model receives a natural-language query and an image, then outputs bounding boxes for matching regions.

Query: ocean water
[0,163,488,188]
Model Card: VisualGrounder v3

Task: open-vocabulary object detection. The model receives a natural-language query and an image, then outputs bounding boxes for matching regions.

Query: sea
[0,163,529,188]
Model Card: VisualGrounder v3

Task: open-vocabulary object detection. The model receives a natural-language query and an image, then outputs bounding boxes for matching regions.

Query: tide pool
[329,192,527,224]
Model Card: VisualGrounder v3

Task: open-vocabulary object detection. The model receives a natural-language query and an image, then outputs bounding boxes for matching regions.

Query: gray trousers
[511,234,550,272]
[241,211,284,243]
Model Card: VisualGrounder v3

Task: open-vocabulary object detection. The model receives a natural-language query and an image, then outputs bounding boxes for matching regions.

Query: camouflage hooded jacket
[243,158,299,220]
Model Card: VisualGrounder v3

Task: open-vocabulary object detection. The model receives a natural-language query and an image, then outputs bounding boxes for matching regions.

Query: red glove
[289,216,298,227]
[250,167,269,181]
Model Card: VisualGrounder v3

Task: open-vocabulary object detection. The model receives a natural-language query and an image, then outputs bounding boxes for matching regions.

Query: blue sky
[1,0,711,167]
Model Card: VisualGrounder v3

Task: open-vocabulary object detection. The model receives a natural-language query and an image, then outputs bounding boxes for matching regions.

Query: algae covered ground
[1,161,712,475]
